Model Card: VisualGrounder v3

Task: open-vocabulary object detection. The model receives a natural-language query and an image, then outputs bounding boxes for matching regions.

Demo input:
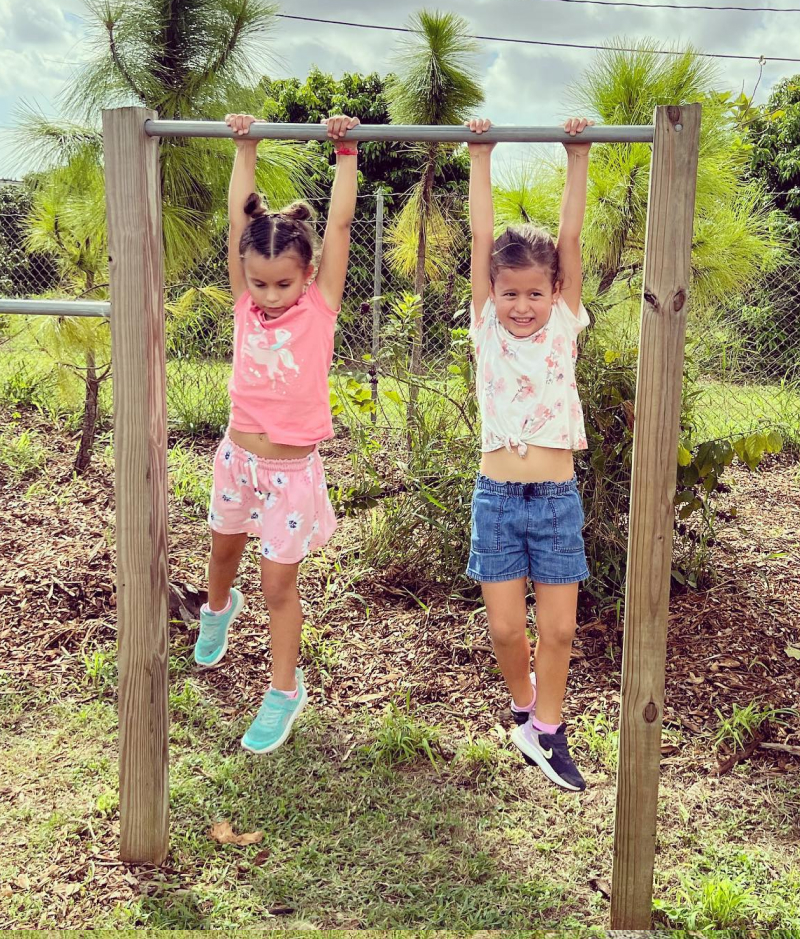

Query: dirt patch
[2,407,798,771]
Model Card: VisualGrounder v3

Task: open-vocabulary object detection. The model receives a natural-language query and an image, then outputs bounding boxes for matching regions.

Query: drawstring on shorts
[248,458,265,501]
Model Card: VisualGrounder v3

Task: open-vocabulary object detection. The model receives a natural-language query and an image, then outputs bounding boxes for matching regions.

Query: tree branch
[107,19,144,102]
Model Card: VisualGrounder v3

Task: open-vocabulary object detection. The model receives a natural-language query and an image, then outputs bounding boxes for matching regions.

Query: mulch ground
[2,406,799,776]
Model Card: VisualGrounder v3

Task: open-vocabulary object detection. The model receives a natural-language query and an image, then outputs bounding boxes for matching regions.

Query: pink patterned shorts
[208,435,337,564]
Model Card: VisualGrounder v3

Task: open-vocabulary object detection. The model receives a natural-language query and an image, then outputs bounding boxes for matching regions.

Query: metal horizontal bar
[144,120,655,145]
[0,299,111,318]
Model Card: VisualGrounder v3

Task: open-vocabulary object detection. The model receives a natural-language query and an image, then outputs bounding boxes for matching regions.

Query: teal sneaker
[194,587,244,668]
[241,668,308,754]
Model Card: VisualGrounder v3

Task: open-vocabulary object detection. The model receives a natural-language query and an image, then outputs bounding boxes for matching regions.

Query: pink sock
[202,593,231,616]
[531,714,561,734]
[511,673,537,712]
[271,685,298,700]
[512,694,536,713]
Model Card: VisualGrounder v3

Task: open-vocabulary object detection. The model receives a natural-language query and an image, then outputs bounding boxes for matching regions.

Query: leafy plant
[168,443,212,513]
[0,426,48,481]
[654,875,758,928]
[300,623,343,678]
[368,694,442,767]
[572,711,619,772]
[82,648,117,697]
[712,701,792,753]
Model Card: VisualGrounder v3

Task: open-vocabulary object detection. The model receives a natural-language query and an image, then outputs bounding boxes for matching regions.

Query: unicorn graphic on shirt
[243,328,300,384]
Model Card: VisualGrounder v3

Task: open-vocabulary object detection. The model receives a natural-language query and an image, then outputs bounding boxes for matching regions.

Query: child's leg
[260,557,303,692]
[208,530,249,611]
[482,577,535,708]
[531,581,579,725]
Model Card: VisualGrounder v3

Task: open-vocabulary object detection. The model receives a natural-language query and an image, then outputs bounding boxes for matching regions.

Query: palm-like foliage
[16,0,317,278]
[384,10,484,428]
[386,10,484,127]
[65,0,278,121]
[494,40,785,311]
[24,155,111,472]
[12,0,319,468]
[386,186,466,281]
[493,161,561,234]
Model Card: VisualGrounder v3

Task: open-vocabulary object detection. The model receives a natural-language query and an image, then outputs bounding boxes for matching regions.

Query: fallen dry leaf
[54,882,82,897]
[208,821,263,846]
[15,874,30,890]
[1,885,13,898]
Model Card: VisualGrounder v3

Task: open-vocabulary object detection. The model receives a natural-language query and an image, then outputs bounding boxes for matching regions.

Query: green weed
[0,426,47,480]
[368,694,442,767]
[712,701,792,753]
[655,874,759,928]
[455,731,499,777]
[168,442,212,512]
[300,622,342,677]
[82,648,117,696]
[572,710,619,772]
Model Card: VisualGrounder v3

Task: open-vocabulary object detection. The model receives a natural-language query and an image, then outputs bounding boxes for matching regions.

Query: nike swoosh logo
[541,747,553,759]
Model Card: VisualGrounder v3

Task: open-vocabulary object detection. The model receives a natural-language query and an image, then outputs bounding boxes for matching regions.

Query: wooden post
[611,103,701,928]
[370,188,384,422]
[102,106,170,865]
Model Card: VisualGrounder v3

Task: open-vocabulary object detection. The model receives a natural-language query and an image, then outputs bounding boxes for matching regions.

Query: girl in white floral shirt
[466,116,594,791]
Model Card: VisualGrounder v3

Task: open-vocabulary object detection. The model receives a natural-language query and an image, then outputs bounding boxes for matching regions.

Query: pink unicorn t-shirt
[227,281,337,446]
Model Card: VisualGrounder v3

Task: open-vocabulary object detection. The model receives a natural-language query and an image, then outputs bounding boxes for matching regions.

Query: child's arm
[315,115,361,312]
[226,113,260,303]
[467,117,495,320]
[556,116,594,317]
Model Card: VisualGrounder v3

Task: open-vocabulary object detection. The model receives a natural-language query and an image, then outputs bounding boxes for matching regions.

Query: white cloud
[1,0,800,177]
[0,0,82,48]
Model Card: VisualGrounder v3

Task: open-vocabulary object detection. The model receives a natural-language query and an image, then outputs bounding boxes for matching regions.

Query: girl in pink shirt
[194,112,359,755]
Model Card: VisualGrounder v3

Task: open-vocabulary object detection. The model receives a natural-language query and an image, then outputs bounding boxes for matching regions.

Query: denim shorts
[466,474,590,585]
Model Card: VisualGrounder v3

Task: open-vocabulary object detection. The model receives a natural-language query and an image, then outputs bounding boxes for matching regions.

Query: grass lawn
[2,675,798,930]
[2,318,797,447]
[689,378,800,445]
[2,400,799,929]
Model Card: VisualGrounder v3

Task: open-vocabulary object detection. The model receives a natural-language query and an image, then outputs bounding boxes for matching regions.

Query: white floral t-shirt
[470,296,590,455]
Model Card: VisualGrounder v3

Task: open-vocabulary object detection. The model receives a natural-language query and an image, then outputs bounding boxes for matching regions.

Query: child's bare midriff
[481,444,574,484]
[228,428,315,460]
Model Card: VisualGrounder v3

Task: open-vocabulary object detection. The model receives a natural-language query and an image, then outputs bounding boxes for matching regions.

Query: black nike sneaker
[510,720,586,791]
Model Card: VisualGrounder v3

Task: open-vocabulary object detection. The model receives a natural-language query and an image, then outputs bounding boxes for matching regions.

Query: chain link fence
[2,183,799,447]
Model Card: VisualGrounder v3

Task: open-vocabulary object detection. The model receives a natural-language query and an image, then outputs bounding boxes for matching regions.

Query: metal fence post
[370,188,384,422]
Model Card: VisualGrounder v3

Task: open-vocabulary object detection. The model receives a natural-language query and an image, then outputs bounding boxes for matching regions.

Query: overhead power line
[275,13,800,63]
[542,0,800,12]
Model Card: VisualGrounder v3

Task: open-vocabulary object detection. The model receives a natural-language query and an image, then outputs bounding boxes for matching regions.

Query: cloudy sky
[1,0,799,178]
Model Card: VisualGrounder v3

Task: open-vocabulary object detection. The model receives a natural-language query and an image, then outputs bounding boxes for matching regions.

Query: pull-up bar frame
[144,120,655,145]
[10,106,698,929]
[0,299,110,317]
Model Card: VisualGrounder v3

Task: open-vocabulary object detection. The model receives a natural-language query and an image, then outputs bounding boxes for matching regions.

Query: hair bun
[243,192,268,218]
[280,200,316,223]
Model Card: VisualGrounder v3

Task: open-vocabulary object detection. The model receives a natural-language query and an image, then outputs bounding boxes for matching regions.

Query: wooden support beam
[102,106,170,865]
[611,103,702,928]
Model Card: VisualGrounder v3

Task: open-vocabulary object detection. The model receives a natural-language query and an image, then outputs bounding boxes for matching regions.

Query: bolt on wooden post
[611,103,701,928]
[102,106,170,865]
